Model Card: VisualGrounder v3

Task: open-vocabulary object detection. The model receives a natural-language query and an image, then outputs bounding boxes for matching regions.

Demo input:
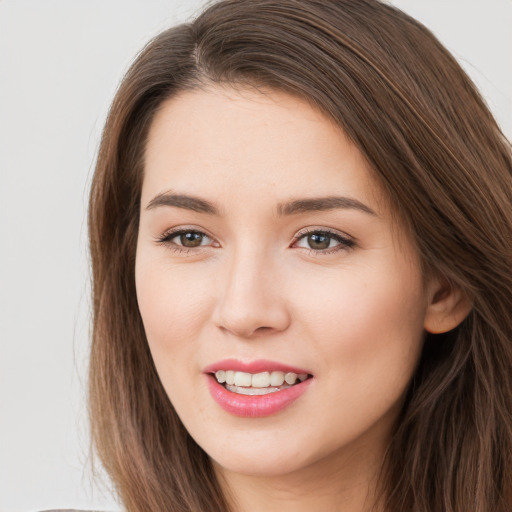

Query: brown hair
[88,1,512,510]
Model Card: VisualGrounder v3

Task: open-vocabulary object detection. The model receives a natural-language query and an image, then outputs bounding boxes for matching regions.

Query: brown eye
[306,233,331,250]
[294,229,355,253]
[158,229,213,250]
[179,231,205,247]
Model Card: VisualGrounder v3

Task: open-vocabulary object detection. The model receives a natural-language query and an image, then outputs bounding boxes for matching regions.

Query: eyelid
[291,227,356,254]
[293,226,354,243]
[293,226,353,240]
[155,225,355,255]
[156,225,219,247]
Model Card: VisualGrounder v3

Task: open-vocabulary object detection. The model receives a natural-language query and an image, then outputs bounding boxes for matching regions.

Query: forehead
[142,85,386,215]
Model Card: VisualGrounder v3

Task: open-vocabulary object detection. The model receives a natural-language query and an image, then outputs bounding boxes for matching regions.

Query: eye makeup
[155,225,356,256]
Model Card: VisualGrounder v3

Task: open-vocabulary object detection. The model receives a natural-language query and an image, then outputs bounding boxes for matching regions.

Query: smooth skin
[135,85,470,512]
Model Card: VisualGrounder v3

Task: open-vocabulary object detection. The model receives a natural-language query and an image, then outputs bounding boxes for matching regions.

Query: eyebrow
[145,191,376,217]
[146,192,220,214]
[277,196,376,217]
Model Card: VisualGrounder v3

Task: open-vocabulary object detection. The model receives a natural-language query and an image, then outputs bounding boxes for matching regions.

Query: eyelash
[156,227,355,256]
[294,227,355,255]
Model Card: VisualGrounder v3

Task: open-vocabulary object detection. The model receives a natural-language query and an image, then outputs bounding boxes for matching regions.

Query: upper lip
[203,358,312,375]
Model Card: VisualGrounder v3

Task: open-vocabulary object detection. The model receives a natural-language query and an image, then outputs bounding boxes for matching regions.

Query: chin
[210,449,314,478]
[193,423,338,479]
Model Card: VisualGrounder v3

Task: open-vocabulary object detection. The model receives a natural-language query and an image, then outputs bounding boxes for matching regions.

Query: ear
[424,277,472,334]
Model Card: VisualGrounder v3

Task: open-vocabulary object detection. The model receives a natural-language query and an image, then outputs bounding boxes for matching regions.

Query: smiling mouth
[213,370,312,396]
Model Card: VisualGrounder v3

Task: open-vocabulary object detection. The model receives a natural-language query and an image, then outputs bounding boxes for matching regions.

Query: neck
[214,440,387,512]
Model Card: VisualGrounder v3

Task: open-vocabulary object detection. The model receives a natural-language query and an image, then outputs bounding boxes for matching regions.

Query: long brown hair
[88,1,512,510]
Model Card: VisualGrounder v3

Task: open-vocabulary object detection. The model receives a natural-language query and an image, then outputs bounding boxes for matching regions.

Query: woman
[88,0,512,510]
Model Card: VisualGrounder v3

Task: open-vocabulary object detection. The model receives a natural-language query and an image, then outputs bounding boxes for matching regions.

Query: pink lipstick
[204,359,313,417]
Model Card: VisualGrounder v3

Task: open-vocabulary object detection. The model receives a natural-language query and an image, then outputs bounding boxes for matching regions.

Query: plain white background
[0,1,510,511]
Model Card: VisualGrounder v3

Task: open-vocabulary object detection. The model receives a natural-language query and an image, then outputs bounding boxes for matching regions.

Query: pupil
[180,232,203,247]
[308,233,330,250]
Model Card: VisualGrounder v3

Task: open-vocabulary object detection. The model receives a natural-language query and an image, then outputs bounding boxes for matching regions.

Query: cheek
[282,259,427,450]
[135,251,215,372]
[293,257,427,384]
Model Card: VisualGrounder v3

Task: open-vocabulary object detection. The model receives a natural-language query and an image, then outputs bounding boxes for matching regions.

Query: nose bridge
[214,240,290,337]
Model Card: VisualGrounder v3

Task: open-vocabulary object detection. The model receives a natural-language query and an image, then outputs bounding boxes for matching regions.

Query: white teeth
[234,371,252,387]
[225,384,292,395]
[284,372,298,385]
[214,369,310,388]
[270,371,285,386]
[251,372,270,388]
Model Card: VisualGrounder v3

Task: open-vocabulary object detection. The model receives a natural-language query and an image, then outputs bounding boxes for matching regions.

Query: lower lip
[206,374,312,417]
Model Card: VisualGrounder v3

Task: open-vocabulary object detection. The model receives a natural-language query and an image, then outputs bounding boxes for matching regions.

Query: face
[135,85,431,480]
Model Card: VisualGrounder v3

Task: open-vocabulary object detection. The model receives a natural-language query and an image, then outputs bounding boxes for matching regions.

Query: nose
[212,246,291,339]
